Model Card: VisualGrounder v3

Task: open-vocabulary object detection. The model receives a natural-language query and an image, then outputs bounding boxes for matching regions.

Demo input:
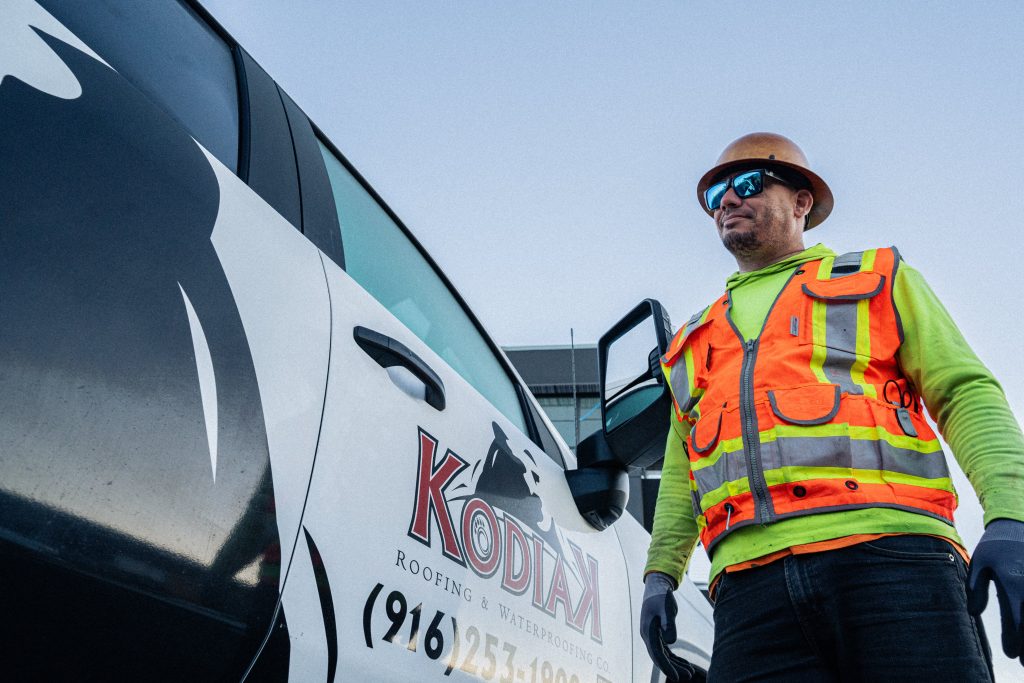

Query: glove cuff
[644,571,678,592]
[982,518,1024,543]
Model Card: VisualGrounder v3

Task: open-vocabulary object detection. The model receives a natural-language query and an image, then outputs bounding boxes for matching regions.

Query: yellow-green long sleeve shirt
[645,244,1024,586]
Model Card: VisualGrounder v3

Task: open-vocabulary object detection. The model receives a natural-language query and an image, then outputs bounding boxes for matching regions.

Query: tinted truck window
[40,0,240,171]
[319,141,526,433]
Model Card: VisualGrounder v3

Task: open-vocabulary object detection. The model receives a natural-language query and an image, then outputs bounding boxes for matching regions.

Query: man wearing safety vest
[639,132,1024,681]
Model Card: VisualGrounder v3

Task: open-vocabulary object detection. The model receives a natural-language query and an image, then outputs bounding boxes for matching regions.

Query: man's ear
[794,189,814,220]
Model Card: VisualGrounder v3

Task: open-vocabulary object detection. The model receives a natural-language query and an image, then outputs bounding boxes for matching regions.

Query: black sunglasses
[704,169,795,211]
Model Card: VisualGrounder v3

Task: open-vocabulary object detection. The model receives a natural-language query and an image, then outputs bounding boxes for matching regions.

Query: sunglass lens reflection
[706,182,728,210]
[733,171,763,198]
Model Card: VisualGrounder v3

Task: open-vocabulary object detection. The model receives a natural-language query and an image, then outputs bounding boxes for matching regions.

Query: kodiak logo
[407,424,602,643]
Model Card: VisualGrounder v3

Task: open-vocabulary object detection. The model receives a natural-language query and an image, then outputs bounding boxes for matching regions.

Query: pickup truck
[0,1,713,680]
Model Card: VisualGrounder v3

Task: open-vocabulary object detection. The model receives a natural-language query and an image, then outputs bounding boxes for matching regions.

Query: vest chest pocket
[768,384,841,425]
[799,271,885,358]
[689,403,724,454]
[768,384,852,479]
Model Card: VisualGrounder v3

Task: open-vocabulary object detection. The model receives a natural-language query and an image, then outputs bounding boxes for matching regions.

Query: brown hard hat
[696,132,834,230]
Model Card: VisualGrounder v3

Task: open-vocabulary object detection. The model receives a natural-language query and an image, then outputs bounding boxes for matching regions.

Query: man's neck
[735,245,807,273]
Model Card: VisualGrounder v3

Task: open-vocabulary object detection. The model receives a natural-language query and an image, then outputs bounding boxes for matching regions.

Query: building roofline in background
[503,343,597,352]
[503,345,600,389]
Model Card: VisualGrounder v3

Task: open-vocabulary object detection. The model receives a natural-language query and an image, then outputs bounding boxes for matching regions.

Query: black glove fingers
[662,594,678,644]
[647,619,679,681]
[645,613,709,683]
[966,563,992,616]
[665,648,697,677]
[992,577,1021,659]
[657,637,692,682]
[641,613,659,657]
[1007,592,1024,660]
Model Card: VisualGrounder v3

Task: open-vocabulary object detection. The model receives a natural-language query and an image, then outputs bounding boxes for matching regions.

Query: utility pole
[571,328,580,451]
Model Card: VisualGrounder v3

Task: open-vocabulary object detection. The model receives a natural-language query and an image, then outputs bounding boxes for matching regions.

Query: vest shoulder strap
[830,246,903,276]
[827,246,906,346]
[663,305,713,365]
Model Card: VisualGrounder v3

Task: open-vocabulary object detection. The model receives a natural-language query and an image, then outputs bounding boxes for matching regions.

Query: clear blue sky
[203,2,1024,677]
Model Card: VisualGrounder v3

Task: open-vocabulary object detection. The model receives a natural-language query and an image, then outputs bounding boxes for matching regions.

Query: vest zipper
[740,338,772,524]
[724,268,803,530]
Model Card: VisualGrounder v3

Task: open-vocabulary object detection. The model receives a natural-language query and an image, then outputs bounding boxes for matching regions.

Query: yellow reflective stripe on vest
[850,250,878,398]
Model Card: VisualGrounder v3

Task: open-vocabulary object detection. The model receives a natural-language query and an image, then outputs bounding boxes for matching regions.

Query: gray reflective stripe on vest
[669,359,693,415]
[822,304,862,395]
[691,434,952,501]
[668,309,708,416]
[831,250,864,274]
[693,439,781,500]
[822,250,865,395]
[690,488,703,517]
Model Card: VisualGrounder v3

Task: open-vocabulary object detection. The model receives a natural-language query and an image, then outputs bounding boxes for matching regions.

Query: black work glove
[967,518,1024,665]
[640,571,707,682]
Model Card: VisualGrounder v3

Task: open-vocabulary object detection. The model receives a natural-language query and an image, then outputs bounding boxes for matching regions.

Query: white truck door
[280,141,634,683]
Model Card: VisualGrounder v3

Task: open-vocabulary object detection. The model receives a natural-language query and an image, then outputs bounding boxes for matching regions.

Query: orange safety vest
[661,247,956,554]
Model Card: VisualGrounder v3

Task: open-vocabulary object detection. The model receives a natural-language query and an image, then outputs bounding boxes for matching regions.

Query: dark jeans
[707,535,993,682]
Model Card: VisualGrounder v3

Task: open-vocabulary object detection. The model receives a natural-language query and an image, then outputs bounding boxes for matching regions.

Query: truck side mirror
[564,434,629,531]
[566,299,672,529]
[599,299,672,469]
